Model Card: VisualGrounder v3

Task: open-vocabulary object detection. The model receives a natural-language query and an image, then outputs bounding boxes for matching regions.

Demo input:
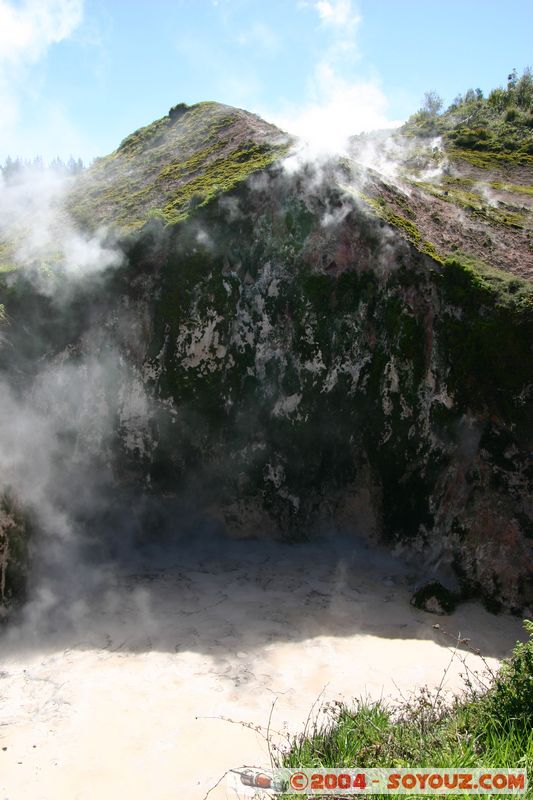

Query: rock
[410,581,457,615]
[0,491,31,619]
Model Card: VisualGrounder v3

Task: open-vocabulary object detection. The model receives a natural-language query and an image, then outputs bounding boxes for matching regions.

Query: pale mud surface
[0,533,526,799]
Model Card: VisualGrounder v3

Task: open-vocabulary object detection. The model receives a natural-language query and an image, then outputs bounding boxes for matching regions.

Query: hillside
[0,82,532,621]
[68,101,291,231]
[349,70,533,279]
[2,90,531,278]
[66,87,533,281]
[64,89,533,282]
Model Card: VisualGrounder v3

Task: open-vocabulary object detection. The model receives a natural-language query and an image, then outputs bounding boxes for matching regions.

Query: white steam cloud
[0,350,154,632]
[274,63,403,157]
[0,171,154,628]
[0,146,160,634]
[271,1,402,156]
[0,167,123,289]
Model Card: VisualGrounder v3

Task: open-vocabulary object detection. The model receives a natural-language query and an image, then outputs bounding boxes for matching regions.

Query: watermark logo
[227,767,527,796]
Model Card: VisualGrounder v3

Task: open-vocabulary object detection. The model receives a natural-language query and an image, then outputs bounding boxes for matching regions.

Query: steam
[348,132,449,185]
[269,1,401,157]
[0,166,124,291]
[273,64,402,158]
[474,181,499,208]
[0,160,155,634]
[0,343,154,633]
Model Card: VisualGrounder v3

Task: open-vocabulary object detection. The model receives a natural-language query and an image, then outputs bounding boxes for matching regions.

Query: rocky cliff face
[0,101,532,617]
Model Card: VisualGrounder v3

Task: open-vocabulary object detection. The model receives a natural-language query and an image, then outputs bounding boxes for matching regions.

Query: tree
[421,90,443,116]
[50,156,66,174]
[515,67,533,111]
[1,156,23,183]
[67,156,85,175]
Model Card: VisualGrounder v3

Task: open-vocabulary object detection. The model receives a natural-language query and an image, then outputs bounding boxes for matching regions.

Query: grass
[438,254,533,315]
[489,181,533,196]
[433,175,533,199]
[276,621,533,798]
[411,179,529,231]
[161,140,290,224]
[448,147,533,169]
[359,193,444,262]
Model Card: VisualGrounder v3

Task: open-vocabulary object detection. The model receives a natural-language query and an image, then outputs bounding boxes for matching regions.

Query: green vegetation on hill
[403,68,533,163]
[279,622,533,798]
[68,101,291,231]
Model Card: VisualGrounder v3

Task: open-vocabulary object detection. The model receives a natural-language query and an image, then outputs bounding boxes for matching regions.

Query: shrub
[481,620,533,731]
[515,67,533,111]
[168,102,189,121]
[450,127,491,150]
[488,88,508,111]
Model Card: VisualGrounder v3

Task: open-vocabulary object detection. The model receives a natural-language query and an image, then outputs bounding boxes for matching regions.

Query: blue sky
[0,0,532,161]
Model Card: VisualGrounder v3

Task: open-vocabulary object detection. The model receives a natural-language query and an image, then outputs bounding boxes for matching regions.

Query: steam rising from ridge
[271,65,403,158]
[0,167,123,291]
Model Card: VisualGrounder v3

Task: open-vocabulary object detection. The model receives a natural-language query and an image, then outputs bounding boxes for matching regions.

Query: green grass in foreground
[278,621,533,798]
